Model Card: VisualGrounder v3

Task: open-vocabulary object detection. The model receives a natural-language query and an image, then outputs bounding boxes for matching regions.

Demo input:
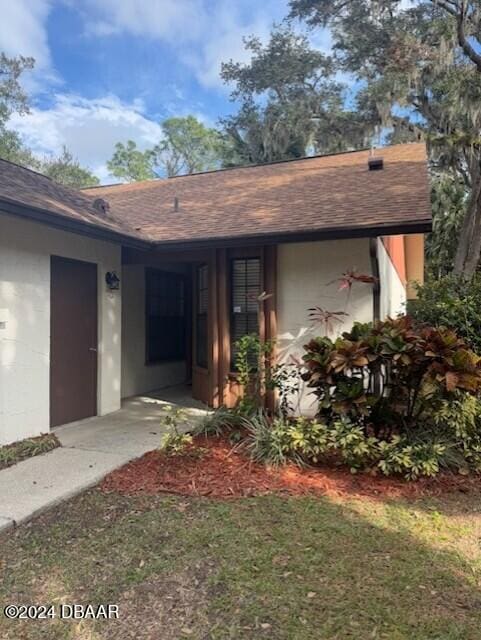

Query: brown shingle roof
[85,142,431,244]
[0,158,145,241]
[1,143,431,247]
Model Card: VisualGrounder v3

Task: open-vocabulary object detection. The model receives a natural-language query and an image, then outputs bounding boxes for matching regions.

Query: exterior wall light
[105,271,120,290]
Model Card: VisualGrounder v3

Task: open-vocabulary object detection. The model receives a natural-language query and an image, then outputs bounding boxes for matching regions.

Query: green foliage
[193,406,247,439]
[220,26,373,166]
[433,391,481,472]
[302,316,481,432]
[0,126,39,168]
[40,146,99,188]
[160,431,193,456]
[242,404,481,480]
[159,407,193,456]
[235,315,481,480]
[244,411,295,466]
[152,115,225,177]
[427,174,466,277]
[0,52,39,168]
[409,275,481,355]
[377,437,446,480]
[0,433,60,470]
[234,333,275,413]
[289,0,481,275]
[0,52,34,122]
[107,140,156,182]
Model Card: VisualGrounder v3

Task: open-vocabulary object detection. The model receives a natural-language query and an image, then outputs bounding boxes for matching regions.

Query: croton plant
[302,316,481,434]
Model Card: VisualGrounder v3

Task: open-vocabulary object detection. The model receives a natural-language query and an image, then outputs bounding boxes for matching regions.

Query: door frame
[50,255,98,427]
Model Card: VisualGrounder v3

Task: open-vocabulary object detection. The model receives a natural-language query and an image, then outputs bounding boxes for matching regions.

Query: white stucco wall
[377,238,407,318]
[121,264,186,398]
[277,238,374,415]
[0,213,122,445]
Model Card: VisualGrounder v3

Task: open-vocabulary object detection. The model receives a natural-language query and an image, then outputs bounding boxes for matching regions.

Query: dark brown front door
[50,256,98,427]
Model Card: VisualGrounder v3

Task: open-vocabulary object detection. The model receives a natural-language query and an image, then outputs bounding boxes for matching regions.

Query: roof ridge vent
[368,156,384,171]
[93,197,110,215]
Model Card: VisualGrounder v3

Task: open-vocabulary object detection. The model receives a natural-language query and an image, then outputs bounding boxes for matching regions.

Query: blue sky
[0,0,333,182]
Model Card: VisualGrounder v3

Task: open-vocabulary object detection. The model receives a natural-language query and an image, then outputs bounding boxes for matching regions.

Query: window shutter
[230,258,261,368]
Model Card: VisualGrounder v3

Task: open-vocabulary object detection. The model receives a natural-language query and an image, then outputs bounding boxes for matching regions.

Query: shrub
[234,334,275,413]
[241,407,481,479]
[409,275,481,354]
[160,407,194,456]
[193,406,247,442]
[302,316,481,434]
[160,431,194,456]
[243,411,295,466]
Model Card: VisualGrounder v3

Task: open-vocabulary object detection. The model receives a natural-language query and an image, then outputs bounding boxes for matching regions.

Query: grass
[0,433,60,470]
[1,489,481,639]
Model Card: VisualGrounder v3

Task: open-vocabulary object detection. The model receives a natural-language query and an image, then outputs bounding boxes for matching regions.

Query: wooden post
[264,244,278,412]
[208,249,220,408]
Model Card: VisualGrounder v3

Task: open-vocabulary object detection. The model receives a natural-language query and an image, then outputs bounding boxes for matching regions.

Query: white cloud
[0,0,57,88]
[82,0,206,42]
[183,5,276,89]
[82,0,289,90]
[7,94,163,183]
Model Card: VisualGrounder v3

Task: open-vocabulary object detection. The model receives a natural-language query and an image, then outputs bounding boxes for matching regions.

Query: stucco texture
[277,239,374,415]
[0,213,121,445]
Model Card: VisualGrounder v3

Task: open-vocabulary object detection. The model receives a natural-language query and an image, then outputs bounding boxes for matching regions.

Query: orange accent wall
[381,235,407,285]
[405,234,425,299]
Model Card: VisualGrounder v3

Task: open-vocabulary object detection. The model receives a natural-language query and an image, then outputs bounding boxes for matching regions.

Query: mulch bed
[100,435,481,500]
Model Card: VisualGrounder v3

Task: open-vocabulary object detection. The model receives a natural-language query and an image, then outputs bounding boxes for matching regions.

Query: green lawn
[1,488,481,639]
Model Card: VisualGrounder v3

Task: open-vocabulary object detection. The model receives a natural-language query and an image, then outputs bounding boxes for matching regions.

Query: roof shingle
[0,142,431,247]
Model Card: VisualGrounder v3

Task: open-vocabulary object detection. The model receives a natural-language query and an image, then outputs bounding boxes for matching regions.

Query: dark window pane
[146,269,186,363]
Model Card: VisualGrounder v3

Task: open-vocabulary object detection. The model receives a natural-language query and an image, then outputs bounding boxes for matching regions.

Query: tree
[152,116,224,177]
[40,146,99,189]
[0,127,39,168]
[289,0,481,277]
[427,175,466,278]
[107,140,156,182]
[220,27,373,165]
[0,52,39,167]
[0,52,34,121]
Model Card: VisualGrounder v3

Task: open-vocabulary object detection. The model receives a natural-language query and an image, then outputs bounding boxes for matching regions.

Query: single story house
[0,142,431,445]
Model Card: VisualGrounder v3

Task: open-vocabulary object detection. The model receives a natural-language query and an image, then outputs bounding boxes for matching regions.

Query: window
[230,257,261,368]
[196,264,208,369]
[145,269,185,363]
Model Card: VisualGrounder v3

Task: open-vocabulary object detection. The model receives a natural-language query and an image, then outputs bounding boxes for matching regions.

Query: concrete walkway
[0,386,208,533]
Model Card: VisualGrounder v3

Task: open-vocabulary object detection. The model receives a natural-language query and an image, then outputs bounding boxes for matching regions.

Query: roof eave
[0,193,431,252]
[148,219,432,252]
[0,197,151,250]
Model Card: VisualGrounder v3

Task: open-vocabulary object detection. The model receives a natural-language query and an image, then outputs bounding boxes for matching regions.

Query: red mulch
[100,435,481,500]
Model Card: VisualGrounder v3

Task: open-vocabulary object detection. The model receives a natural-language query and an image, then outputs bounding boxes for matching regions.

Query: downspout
[369,238,381,323]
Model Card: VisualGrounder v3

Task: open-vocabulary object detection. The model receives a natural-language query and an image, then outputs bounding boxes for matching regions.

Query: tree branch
[457,1,481,71]
[433,0,481,71]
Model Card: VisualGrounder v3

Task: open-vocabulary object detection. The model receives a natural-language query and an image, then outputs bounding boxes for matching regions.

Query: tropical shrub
[201,317,481,480]
[409,275,481,354]
[242,404,481,479]
[302,316,481,434]
[234,333,275,413]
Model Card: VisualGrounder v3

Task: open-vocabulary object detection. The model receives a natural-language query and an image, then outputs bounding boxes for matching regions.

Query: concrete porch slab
[0,386,209,533]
